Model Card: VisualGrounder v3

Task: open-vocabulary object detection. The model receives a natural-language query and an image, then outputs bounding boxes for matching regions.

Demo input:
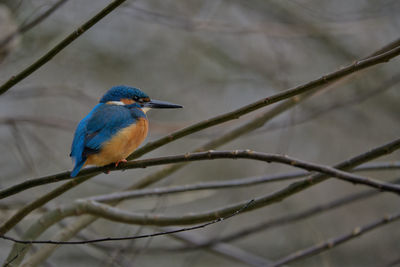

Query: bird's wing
[84,104,135,154]
[70,104,102,163]
[70,104,134,162]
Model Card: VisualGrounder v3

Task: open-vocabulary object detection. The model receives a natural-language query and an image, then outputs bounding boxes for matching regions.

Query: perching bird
[70,85,182,177]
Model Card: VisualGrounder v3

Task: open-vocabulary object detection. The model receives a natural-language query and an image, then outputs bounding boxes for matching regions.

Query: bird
[70,85,182,177]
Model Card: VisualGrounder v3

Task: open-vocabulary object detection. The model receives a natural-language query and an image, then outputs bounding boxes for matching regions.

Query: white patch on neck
[106,101,151,113]
[142,107,151,113]
[106,101,125,105]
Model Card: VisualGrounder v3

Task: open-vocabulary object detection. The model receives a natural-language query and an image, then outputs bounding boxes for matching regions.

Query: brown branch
[0,200,254,245]
[2,149,400,202]
[0,0,69,49]
[269,211,400,267]
[385,257,400,267]
[0,0,127,95]
[9,122,35,173]
[87,162,400,203]
[2,149,400,236]
[253,73,400,135]
[3,85,96,104]
[3,200,255,266]
[0,174,95,235]
[184,178,400,249]
[162,228,271,267]
[0,116,75,130]
[85,150,400,194]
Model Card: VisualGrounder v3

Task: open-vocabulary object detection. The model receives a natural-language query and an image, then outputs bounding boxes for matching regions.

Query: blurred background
[0,0,400,266]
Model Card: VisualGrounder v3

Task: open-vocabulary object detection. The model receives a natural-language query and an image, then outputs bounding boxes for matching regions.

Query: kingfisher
[70,85,182,177]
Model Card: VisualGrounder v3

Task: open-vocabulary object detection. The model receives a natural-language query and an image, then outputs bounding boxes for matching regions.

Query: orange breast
[85,118,149,167]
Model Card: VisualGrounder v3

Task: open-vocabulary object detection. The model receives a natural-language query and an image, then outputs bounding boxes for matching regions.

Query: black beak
[144,99,183,109]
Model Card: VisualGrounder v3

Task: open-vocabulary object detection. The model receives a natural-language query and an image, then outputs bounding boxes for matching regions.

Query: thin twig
[0,200,254,245]
[0,0,69,49]
[0,116,74,130]
[4,246,26,267]
[0,173,95,235]
[87,162,400,203]
[0,0,127,95]
[253,73,400,135]
[3,85,96,102]
[5,200,255,267]
[8,122,35,173]
[57,150,400,194]
[163,228,271,267]
[2,150,400,202]
[385,257,400,267]
[185,178,400,249]
[269,211,400,267]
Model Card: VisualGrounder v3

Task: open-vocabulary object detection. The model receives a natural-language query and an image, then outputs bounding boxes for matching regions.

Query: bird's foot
[115,159,128,167]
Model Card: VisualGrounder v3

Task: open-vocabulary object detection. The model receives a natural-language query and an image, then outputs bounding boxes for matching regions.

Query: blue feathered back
[70,103,143,177]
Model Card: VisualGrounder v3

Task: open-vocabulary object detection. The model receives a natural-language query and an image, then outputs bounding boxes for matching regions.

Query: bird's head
[100,85,182,112]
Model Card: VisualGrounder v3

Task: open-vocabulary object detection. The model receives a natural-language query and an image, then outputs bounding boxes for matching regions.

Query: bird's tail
[71,160,85,177]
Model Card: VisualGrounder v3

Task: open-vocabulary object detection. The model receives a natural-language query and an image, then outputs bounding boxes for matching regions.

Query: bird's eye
[138,97,149,103]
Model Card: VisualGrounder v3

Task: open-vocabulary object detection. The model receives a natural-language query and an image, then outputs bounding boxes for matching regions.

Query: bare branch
[0,0,127,95]
[269,211,400,267]
[0,116,74,130]
[163,229,271,267]
[0,200,254,245]
[93,150,400,194]
[4,200,254,266]
[0,0,69,50]
[185,178,400,249]
[253,73,400,135]
[0,173,94,235]
[385,257,400,267]
[2,148,400,202]
[3,85,96,104]
[88,162,400,203]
